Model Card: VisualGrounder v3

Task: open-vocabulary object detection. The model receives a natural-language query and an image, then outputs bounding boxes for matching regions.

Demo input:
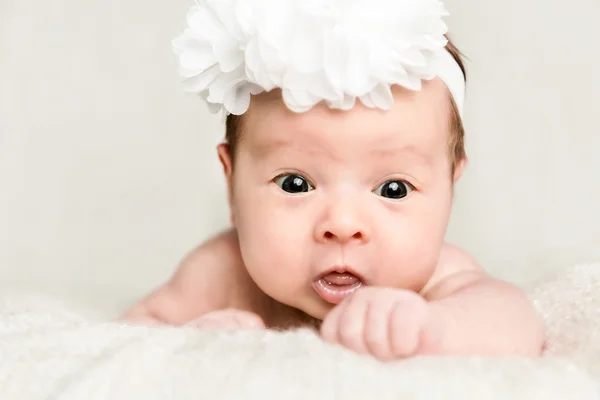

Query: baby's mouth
[312,271,364,305]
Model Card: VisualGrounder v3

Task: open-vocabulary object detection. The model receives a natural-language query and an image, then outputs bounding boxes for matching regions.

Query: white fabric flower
[172,0,457,116]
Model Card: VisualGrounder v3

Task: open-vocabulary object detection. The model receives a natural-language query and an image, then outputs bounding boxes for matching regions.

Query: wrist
[417,301,448,355]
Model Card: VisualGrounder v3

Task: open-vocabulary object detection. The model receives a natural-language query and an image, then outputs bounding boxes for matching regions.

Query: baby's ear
[453,157,467,183]
[217,143,235,224]
[217,143,233,182]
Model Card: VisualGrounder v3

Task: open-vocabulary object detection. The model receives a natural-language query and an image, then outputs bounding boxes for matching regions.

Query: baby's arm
[321,244,545,359]
[121,230,251,326]
[419,245,545,356]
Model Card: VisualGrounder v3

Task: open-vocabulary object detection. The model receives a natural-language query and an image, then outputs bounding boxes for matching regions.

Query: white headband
[172,0,466,118]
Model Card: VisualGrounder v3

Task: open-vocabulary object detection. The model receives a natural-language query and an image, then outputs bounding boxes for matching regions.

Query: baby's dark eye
[274,174,314,194]
[373,180,414,199]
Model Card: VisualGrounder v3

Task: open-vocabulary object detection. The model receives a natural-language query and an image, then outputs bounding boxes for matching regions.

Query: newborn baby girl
[122,0,545,360]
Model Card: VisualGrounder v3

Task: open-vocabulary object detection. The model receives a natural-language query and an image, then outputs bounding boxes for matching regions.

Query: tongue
[322,272,360,286]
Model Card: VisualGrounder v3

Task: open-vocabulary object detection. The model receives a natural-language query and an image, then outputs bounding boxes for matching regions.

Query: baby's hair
[445,38,467,175]
[224,37,467,176]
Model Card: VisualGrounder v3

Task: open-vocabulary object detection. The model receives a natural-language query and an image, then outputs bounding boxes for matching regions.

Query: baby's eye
[373,180,414,200]
[274,174,314,194]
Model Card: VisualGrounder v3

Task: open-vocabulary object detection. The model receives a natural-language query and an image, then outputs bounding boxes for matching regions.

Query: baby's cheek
[377,228,441,292]
[237,216,309,295]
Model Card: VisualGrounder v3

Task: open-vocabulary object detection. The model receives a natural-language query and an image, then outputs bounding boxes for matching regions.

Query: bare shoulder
[124,228,246,324]
[167,228,244,306]
[173,228,243,286]
[436,243,482,275]
[420,242,486,299]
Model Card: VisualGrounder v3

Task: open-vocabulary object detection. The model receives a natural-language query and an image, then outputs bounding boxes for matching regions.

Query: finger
[186,309,226,328]
[389,301,421,358]
[337,294,369,355]
[233,311,265,329]
[320,302,347,344]
[193,316,236,330]
[364,295,397,361]
[185,316,214,329]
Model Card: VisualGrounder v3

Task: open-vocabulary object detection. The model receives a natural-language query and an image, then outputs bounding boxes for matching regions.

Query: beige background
[1,0,599,315]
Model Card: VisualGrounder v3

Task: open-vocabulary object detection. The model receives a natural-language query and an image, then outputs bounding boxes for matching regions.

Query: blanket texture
[1,263,600,399]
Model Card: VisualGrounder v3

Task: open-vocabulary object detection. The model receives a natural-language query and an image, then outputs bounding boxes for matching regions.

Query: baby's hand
[186,309,265,330]
[320,287,430,360]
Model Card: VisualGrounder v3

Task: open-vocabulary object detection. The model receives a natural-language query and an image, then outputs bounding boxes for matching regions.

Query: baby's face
[221,79,460,319]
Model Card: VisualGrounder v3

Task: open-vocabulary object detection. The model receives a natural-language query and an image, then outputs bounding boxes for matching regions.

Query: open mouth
[312,270,364,305]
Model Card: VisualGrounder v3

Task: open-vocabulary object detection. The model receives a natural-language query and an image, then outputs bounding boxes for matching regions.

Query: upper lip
[314,265,367,284]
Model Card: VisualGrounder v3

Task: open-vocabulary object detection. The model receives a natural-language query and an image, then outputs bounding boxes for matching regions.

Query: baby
[123,0,545,360]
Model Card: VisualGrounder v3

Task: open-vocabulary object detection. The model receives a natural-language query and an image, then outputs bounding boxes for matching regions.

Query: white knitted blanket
[1,263,600,399]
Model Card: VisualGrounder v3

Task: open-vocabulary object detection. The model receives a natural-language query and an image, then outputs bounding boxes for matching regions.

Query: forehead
[242,79,452,159]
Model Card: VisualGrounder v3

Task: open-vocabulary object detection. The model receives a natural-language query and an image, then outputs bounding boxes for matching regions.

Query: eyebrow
[368,145,433,164]
[249,138,292,157]
[251,139,432,168]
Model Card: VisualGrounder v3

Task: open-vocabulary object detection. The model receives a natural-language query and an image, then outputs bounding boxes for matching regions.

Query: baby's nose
[315,201,370,244]
[321,228,365,243]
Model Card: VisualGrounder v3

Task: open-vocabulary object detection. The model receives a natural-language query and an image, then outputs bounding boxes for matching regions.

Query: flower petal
[213,36,243,72]
[367,84,394,109]
[359,94,375,108]
[282,89,320,113]
[208,67,244,103]
[322,29,346,90]
[173,0,459,114]
[327,94,356,111]
[172,30,207,56]
[179,51,217,77]
[182,64,221,93]
[207,0,245,41]
[187,5,226,42]
[224,82,253,115]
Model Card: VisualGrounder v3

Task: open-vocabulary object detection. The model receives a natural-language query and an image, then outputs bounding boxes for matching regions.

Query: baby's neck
[264,299,322,331]
[227,253,320,330]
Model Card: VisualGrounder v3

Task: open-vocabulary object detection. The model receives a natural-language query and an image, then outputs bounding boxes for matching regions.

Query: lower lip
[312,278,363,304]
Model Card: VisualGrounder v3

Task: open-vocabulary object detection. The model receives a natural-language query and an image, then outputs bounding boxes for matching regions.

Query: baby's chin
[260,285,331,324]
[297,299,333,322]
[280,292,333,322]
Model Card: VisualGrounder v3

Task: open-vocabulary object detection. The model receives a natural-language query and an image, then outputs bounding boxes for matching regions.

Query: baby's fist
[320,287,430,360]
[187,309,265,330]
